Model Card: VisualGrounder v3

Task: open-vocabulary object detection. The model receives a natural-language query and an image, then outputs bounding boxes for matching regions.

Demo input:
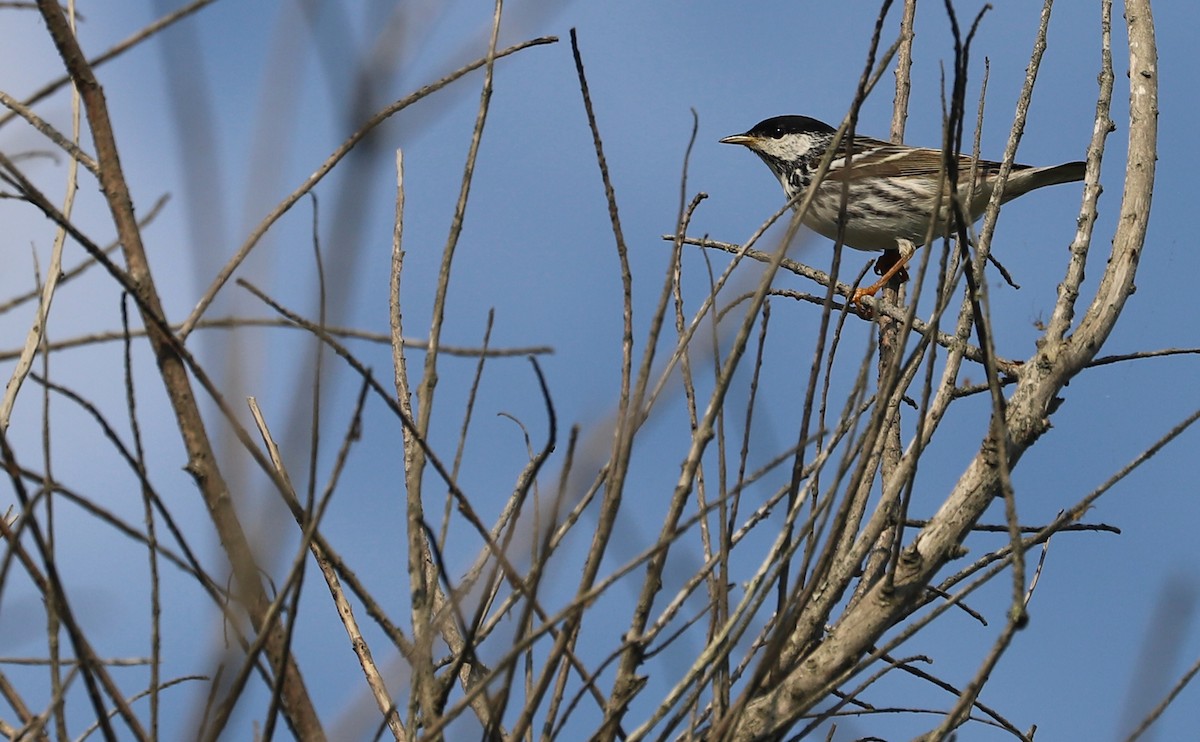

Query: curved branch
[731,0,1157,735]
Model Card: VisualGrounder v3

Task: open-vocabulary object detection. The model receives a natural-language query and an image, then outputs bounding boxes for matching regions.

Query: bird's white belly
[798,181,989,251]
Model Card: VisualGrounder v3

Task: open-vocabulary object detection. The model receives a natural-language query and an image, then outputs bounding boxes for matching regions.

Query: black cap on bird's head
[720,115,836,147]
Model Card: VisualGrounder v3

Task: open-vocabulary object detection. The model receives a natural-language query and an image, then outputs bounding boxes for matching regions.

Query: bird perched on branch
[720,115,1085,304]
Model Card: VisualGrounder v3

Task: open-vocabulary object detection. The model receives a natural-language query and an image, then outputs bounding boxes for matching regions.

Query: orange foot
[851,240,918,308]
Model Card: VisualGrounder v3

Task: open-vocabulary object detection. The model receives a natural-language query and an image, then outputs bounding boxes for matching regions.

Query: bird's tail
[1027,161,1087,189]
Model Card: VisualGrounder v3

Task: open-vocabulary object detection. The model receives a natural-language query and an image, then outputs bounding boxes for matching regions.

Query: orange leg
[851,239,917,306]
[873,248,911,282]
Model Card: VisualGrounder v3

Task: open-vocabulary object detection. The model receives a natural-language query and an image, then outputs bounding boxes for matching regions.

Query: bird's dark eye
[770,126,785,138]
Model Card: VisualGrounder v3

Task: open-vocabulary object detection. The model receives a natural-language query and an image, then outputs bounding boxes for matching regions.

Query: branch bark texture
[732,0,1157,736]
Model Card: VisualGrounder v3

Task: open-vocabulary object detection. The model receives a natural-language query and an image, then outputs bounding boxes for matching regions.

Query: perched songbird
[720,115,1086,302]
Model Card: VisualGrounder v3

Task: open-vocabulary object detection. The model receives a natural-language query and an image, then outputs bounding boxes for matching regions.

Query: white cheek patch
[791,138,816,160]
[760,136,813,161]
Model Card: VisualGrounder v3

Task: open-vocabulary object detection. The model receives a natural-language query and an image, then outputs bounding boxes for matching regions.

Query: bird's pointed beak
[719,133,756,147]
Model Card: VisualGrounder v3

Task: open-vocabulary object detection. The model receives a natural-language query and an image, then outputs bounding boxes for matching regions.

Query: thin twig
[178,34,557,340]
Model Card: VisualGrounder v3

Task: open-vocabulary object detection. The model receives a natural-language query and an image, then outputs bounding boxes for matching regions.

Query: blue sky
[1,1,1197,739]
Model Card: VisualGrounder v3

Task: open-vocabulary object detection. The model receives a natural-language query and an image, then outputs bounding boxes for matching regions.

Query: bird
[720,115,1086,304]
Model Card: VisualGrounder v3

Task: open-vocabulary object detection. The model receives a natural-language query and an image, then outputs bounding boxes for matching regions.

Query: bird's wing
[831,137,1027,179]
